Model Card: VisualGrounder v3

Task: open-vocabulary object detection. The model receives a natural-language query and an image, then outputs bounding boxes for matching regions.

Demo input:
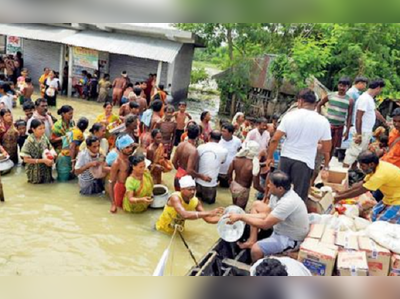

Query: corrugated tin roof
[62,30,182,63]
[0,23,183,63]
[0,23,77,43]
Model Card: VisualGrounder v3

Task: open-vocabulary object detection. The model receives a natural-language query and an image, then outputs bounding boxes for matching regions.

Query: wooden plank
[222,258,251,276]
[195,251,218,277]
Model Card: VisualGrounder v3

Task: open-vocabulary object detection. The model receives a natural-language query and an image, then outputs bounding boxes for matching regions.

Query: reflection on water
[0,95,235,276]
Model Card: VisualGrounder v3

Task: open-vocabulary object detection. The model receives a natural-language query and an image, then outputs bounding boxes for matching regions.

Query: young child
[173,102,192,146]
[15,119,28,151]
[369,134,389,158]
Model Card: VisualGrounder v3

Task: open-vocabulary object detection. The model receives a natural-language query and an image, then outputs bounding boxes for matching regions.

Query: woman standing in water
[123,154,154,214]
[97,74,112,103]
[0,109,19,164]
[80,123,109,156]
[44,71,60,107]
[51,105,75,152]
[56,117,89,182]
[95,102,120,149]
[21,119,56,184]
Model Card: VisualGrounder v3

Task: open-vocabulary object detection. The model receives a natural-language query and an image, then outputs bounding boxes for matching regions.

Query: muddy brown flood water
[0,95,246,276]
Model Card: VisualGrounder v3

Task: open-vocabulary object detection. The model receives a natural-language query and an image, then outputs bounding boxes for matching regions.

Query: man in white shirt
[267,89,332,201]
[245,118,271,154]
[344,79,387,168]
[347,76,369,125]
[0,83,13,111]
[228,171,310,263]
[197,130,228,204]
[26,98,54,139]
[218,123,242,188]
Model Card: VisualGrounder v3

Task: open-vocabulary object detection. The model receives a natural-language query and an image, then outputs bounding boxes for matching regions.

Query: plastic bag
[367,221,400,254]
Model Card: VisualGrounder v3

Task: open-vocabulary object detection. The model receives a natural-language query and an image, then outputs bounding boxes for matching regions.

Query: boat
[186,238,252,276]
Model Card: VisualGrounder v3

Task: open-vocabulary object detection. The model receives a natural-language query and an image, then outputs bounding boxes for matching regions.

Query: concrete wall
[170,44,195,101]
[109,54,168,86]
[24,39,62,87]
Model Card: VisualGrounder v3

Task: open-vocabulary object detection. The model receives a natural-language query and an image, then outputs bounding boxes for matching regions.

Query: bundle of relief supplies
[334,193,377,220]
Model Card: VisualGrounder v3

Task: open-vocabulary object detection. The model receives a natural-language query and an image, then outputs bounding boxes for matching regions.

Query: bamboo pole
[0,173,4,202]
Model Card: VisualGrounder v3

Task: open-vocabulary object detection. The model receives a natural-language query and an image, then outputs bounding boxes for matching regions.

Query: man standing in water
[156,176,224,234]
[26,98,54,140]
[173,102,192,146]
[112,71,128,106]
[228,141,264,210]
[172,124,211,191]
[109,135,136,214]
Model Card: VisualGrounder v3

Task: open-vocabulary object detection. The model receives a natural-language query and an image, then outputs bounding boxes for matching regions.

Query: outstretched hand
[227,213,242,225]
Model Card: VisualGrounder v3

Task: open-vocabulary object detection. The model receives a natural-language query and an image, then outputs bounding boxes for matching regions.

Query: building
[0,23,204,100]
[215,54,329,118]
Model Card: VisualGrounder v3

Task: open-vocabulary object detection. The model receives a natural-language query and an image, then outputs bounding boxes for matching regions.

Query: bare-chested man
[156,105,177,159]
[109,135,136,213]
[119,101,140,121]
[172,124,212,191]
[228,141,265,210]
[121,83,134,105]
[174,102,192,146]
[112,71,128,106]
[140,100,164,150]
[134,87,148,116]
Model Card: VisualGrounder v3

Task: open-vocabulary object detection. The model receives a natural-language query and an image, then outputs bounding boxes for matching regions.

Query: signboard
[72,47,99,70]
[6,36,23,54]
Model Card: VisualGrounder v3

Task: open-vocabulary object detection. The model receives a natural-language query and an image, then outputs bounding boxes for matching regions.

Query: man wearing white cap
[228,141,265,210]
[156,176,224,235]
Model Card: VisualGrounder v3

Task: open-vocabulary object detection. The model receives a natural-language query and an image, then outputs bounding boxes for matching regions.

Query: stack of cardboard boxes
[298,224,394,276]
[390,255,400,276]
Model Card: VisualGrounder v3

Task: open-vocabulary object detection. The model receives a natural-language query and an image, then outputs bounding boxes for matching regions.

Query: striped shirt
[327,92,351,126]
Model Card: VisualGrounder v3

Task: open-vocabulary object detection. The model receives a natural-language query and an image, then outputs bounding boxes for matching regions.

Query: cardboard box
[358,237,391,276]
[308,224,326,240]
[307,192,335,215]
[321,229,336,246]
[337,251,369,276]
[335,232,359,251]
[390,255,400,276]
[322,168,349,192]
[298,241,338,276]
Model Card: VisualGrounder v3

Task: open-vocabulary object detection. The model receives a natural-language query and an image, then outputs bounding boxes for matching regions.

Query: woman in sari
[21,119,55,184]
[51,105,74,152]
[44,71,60,107]
[232,112,246,141]
[123,154,154,214]
[80,123,109,156]
[97,74,112,103]
[56,117,89,182]
[147,129,173,184]
[95,102,120,149]
[0,109,19,164]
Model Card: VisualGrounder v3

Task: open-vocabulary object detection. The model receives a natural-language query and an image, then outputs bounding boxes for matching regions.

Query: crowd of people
[1,62,400,269]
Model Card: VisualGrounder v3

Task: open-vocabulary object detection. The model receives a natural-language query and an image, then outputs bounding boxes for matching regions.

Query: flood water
[0,94,244,276]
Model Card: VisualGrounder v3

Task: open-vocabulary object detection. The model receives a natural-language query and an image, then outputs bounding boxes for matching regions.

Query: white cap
[179,176,196,189]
